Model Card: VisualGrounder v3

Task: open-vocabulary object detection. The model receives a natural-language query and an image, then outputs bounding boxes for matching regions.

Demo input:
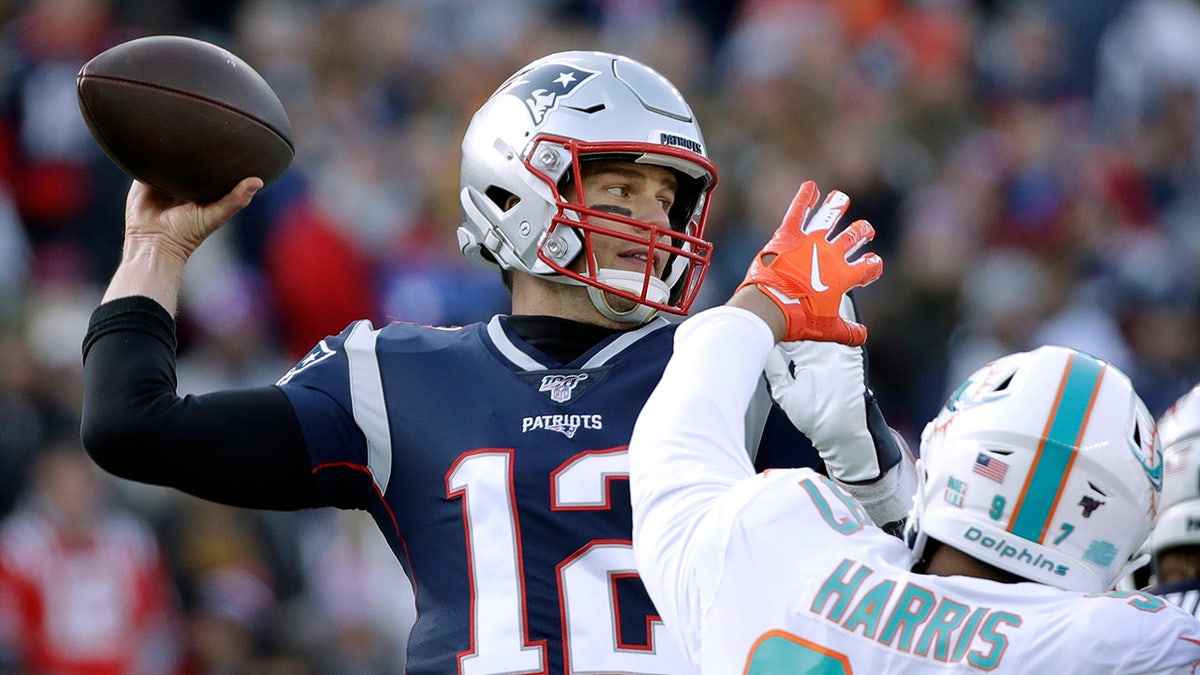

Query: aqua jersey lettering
[812,559,1020,669]
[962,526,1069,577]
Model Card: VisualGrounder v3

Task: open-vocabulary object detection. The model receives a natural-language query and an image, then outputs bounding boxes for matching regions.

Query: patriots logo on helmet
[501,63,600,125]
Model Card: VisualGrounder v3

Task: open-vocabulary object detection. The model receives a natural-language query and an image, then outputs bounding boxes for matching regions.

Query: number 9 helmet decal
[457,50,718,324]
[905,345,1162,593]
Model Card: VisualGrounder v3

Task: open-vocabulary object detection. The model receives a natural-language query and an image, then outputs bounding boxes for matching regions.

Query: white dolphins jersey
[629,307,1200,674]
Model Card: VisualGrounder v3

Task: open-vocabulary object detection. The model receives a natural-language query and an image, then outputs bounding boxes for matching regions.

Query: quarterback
[80,51,913,674]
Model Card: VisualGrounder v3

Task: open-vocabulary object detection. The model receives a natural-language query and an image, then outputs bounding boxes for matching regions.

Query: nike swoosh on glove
[737,181,883,346]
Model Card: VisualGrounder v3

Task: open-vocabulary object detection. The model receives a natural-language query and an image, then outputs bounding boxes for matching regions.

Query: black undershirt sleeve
[80,296,318,510]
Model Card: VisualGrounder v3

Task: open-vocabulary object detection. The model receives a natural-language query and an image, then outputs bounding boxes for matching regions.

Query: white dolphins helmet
[905,345,1162,593]
[1149,384,1200,556]
[458,50,718,324]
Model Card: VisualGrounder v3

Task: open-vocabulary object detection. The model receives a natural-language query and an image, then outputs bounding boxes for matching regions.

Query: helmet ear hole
[486,186,519,211]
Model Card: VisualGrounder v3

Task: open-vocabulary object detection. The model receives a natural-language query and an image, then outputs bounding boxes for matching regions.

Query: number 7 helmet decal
[906,345,1162,593]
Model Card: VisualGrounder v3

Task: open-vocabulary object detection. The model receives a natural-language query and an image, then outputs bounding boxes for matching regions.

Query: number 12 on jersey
[448,447,684,674]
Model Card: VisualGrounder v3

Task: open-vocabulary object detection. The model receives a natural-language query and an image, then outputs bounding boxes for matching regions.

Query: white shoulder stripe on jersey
[581,316,671,368]
[345,320,393,493]
[486,315,549,371]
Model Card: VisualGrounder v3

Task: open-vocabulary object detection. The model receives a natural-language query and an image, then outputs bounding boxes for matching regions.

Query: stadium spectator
[0,437,185,674]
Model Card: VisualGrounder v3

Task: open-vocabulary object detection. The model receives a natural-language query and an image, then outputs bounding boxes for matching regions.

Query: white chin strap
[586,268,669,324]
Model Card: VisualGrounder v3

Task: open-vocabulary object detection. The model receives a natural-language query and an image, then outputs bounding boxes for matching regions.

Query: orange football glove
[737,181,883,346]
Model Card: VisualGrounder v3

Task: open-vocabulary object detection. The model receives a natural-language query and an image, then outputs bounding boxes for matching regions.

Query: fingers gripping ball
[738,181,883,346]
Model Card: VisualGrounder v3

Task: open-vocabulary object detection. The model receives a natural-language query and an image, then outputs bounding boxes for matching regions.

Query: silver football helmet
[905,345,1162,593]
[1149,384,1200,557]
[458,50,718,324]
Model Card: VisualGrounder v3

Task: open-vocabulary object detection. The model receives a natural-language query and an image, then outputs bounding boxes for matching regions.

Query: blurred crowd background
[0,0,1198,672]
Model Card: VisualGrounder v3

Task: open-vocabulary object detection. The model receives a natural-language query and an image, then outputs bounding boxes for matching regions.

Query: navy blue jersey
[277,314,819,674]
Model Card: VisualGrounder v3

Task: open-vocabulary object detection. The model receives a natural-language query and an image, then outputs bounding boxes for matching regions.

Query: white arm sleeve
[629,306,775,666]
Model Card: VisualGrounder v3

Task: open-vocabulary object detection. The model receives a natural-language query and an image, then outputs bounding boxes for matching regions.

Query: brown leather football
[76,35,295,203]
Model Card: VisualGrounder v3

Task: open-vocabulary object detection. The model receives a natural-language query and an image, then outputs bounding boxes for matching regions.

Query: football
[76,35,295,203]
